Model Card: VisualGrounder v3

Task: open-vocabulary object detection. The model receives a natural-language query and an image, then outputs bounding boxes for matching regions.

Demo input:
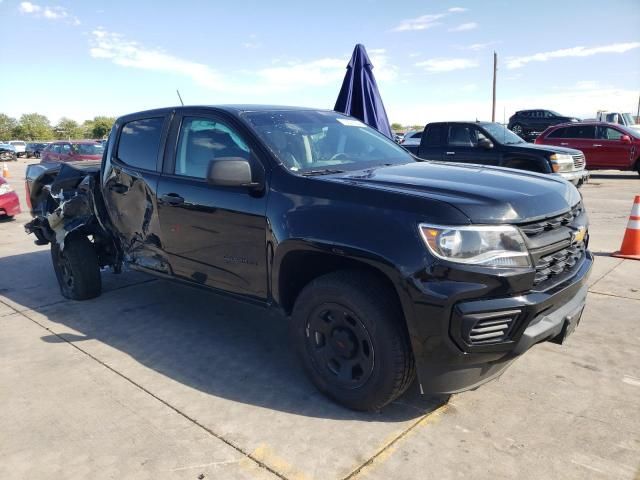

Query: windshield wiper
[300,168,345,176]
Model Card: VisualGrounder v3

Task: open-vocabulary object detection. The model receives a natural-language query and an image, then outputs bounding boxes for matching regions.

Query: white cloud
[391,7,466,32]
[19,2,39,13]
[391,13,446,32]
[19,2,80,25]
[243,34,262,49]
[90,29,227,90]
[506,42,640,69]
[449,22,478,32]
[257,49,397,88]
[465,42,496,51]
[89,30,397,95]
[415,58,478,73]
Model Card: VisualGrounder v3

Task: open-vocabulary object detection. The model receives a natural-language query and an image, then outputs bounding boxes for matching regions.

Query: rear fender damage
[24,172,121,271]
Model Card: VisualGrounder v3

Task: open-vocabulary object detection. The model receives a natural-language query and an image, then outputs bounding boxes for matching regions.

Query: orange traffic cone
[1,162,8,178]
[612,195,640,260]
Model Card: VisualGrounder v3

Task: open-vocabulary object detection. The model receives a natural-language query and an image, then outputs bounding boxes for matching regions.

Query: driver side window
[175,117,250,179]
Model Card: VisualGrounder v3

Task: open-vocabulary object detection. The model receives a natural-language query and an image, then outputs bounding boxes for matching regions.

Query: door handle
[560,142,569,146]
[109,183,129,194]
[160,193,184,205]
[593,144,602,147]
[445,152,455,155]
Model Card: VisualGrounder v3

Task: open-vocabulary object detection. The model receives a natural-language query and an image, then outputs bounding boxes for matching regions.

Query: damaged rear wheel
[51,235,102,300]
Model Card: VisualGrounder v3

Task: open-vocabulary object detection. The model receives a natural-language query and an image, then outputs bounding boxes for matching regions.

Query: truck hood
[325,161,581,224]
[507,142,582,156]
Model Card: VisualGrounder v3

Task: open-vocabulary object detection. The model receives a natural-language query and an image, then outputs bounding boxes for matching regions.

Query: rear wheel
[290,270,415,411]
[511,123,524,136]
[51,235,102,300]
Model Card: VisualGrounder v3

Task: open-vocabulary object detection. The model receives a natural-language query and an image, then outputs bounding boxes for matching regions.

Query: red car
[536,122,640,175]
[40,140,104,163]
[0,176,21,218]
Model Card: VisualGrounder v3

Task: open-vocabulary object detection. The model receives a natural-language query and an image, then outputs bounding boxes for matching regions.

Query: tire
[511,123,524,136]
[51,235,102,300]
[290,270,415,411]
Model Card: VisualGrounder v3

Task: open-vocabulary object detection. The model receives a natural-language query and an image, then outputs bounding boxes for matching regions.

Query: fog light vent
[464,309,521,345]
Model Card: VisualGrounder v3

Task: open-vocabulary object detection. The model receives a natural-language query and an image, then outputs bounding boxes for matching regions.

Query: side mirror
[207,157,260,189]
[478,138,494,149]
[620,135,632,143]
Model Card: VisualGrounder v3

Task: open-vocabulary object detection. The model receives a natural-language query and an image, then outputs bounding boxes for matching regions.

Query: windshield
[481,123,525,145]
[621,113,636,125]
[72,143,104,155]
[10,141,26,146]
[242,110,414,173]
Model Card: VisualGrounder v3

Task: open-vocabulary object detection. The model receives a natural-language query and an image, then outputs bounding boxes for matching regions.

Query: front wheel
[290,270,415,411]
[51,235,102,300]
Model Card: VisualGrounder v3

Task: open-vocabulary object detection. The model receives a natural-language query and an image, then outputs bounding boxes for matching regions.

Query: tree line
[0,113,116,142]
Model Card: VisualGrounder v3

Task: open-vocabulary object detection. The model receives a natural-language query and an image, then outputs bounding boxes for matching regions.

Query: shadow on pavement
[0,250,446,422]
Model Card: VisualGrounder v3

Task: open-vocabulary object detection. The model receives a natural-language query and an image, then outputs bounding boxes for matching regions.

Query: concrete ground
[0,158,639,480]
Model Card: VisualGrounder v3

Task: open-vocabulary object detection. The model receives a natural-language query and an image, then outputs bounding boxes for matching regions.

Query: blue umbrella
[334,44,393,139]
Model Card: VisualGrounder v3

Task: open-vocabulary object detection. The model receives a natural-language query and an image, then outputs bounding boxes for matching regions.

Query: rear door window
[423,126,442,146]
[563,125,596,139]
[117,117,165,171]
[547,127,567,138]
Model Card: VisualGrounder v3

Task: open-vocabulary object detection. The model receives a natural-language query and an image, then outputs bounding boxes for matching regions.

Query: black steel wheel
[291,270,415,411]
[305,303,375,389]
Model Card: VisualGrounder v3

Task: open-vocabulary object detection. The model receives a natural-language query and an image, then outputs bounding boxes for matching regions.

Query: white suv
[8,141,27,157]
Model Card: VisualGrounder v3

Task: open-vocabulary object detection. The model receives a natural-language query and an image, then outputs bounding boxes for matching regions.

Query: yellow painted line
[344,402,450,480]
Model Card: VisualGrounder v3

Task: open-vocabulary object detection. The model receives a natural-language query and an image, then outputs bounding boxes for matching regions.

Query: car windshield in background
[243,110,414,173]
[482,123,525,145]
[621,113,636,126]
[72,143,104,155]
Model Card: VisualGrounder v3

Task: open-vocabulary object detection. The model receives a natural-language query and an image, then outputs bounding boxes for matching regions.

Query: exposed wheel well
[277,250,403,316]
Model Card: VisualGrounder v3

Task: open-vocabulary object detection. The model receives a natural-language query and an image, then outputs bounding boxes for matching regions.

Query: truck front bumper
[406,251,593,395]
[555,169,590,186]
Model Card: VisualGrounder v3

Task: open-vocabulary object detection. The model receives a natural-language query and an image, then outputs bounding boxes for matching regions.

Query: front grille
[533,241,586,285]
[463,310,521,345]
[572,153,585,169]
[519,203,584,237]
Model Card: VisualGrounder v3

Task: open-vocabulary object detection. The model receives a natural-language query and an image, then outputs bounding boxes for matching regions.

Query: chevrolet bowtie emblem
[572,226,587,244]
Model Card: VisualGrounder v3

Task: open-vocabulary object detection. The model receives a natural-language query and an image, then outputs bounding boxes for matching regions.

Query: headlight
[550,153,574,172]
[0,183,13,195]
[419,224,531,267]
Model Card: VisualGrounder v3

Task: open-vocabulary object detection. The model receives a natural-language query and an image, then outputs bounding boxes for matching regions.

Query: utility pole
[491,52,497,122]
[636,94,640,122]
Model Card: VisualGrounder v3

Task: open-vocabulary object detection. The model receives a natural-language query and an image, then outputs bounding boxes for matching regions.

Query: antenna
[176,89,184,106]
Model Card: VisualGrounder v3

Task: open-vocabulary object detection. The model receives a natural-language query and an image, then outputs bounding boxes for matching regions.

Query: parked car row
[402,121,589,186]
[39,140,104,163]
[535,122,640,175]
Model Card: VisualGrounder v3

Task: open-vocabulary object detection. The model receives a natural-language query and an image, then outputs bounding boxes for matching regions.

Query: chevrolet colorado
[25,106,592,411]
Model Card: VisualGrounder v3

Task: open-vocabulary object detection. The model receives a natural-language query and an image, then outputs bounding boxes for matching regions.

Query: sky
[1,0,639,126]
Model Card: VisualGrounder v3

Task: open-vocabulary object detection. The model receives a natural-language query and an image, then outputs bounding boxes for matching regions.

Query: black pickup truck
[404,121,589,186]
[25,106,592,411]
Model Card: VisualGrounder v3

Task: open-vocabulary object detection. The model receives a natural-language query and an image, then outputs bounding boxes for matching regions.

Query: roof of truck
[117,105,335,120]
